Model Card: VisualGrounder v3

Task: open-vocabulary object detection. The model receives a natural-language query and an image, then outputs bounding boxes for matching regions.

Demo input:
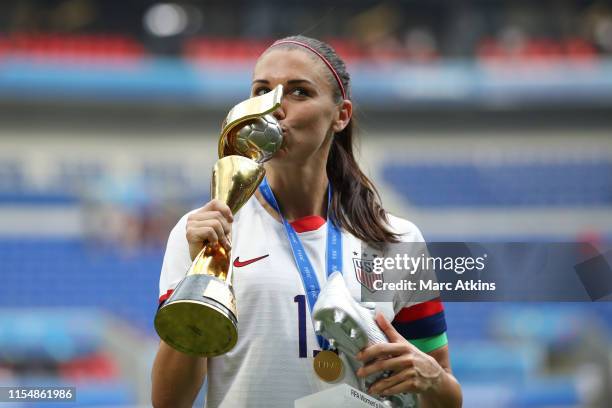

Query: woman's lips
[279,127,288,148]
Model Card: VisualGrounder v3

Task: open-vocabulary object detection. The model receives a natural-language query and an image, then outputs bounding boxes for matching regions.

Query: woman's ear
[332,100,352,133]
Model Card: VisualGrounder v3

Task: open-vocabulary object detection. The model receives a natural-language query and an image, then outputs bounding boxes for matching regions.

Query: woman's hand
[186,199,233,261]
[355,313,444,396]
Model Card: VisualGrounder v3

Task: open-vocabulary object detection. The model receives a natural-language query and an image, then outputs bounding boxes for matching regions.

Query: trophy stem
[188,243,230,281]
[212,155,265,214]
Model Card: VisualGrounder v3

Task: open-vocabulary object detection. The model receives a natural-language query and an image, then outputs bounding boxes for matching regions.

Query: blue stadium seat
[0,239,162,334]
[0,310,106,362]
[450,341,543,383]
[382,161,612,207]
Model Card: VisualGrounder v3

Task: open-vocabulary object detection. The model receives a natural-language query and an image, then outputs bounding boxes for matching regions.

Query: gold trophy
[154,85,284,357]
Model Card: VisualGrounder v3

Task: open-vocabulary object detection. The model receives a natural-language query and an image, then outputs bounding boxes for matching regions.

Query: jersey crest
[352,252,381,292]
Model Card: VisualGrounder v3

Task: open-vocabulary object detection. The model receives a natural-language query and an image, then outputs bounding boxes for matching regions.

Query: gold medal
[313,350,343,382]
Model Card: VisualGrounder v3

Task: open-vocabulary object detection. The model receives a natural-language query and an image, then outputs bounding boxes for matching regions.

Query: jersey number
[294,294,321,358]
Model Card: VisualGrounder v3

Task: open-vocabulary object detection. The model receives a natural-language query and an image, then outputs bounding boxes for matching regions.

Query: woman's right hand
[186,199,233,261]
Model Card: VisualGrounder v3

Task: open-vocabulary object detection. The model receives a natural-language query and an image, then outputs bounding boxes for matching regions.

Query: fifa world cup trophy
[154,85,284,357]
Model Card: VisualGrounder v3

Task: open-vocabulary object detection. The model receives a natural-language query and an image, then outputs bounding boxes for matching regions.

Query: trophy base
[154,274,238,357]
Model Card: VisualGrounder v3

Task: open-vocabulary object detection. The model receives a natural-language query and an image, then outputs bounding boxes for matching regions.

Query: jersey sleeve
[386,215,448,353]
[158,213,192,308]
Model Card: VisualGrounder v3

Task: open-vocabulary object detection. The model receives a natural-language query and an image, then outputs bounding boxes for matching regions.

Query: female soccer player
[152,35,462,408]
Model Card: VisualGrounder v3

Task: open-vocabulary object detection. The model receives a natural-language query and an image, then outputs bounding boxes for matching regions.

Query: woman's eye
[253,87,270,96]
[290,88,309,97]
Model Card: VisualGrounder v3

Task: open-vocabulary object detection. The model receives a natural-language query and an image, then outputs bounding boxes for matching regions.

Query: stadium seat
[382,161,612,207]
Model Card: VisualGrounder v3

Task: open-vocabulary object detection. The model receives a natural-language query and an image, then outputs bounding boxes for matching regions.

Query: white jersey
[158,195,431,408]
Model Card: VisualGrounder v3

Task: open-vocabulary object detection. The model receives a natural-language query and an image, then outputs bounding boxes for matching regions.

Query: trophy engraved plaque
[154,85,284,357]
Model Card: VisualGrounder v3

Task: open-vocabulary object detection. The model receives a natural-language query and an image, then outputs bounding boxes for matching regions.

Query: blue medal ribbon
[259,177,342,350]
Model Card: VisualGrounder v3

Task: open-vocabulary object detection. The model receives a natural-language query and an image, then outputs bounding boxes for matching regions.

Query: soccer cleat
[312,272,416,407]
[313,272,386,358]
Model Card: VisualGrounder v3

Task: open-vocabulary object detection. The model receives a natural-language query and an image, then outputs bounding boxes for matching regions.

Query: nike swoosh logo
[233,254,269,268]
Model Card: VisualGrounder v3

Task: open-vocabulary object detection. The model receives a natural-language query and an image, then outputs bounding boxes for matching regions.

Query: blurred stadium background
[1,1,612,407]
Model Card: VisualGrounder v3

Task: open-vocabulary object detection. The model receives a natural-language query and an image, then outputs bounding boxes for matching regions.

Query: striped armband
[409,332,448,353]
[392,297,448,352]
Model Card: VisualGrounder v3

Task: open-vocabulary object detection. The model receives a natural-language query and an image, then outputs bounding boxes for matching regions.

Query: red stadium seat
[59,352,120,381]
[183,37,270,62]
[4,33,145,63]
[565,38,597,61]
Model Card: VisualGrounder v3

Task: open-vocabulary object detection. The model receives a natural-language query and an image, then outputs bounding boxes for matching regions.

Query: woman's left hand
[355,312,444,396]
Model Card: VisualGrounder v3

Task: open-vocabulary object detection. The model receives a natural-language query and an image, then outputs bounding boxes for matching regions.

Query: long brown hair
[267,35,400,243]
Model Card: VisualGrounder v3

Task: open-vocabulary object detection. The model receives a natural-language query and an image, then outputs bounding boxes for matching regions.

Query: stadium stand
[383,160,612,207]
